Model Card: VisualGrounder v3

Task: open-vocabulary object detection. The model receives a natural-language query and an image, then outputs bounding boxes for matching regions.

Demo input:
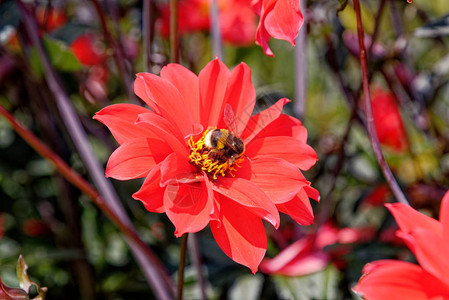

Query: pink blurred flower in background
[353,191,449,299]
[70,33,109,103]
[260,223,374,276]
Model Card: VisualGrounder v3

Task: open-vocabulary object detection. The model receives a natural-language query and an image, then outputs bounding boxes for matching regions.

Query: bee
[203,104,245,166]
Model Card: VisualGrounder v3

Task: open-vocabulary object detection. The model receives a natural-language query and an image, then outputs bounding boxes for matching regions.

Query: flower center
[188,128,245,180]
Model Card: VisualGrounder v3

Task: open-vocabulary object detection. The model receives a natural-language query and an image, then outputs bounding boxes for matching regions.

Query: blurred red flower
[353,191,449,299]
[260,223,373,276]
[371,89,409,152]
[157,0,257,46]
[70,33,107,67]
[363,184,391,207]
[35,6,67,32]
[22,219,51,237]
[94,58,318,272]
[252,0,304,56]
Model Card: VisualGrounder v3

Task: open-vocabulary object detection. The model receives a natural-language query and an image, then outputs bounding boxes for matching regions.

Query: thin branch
[353,0,410,206]
[187,234,207,300]
[294,0,307,119]
[89,0,138,104]
[367,0,387,56]
[209,0,223,60]
[16,2,175,298]
[170,0,179,63]
[143,0,152,71]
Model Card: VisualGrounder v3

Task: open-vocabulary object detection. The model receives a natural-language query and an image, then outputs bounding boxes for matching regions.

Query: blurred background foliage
[0,0,449,299]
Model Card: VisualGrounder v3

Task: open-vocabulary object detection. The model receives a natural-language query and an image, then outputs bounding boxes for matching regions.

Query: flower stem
[294,0,307,119]
[209,0,223,60]
[188,234,207,300]
[352,0,410,206]
[170,0,179,63]
[177,233,189,300]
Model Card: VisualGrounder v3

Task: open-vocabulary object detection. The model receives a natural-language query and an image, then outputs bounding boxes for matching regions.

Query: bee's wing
[223,104,239,135]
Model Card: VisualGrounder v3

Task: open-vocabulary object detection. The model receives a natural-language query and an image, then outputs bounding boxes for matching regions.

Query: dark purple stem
[17,2,175,298]
[353,0,410,206]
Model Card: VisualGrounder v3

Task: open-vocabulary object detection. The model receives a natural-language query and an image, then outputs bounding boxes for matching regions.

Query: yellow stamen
[189,129,244,180]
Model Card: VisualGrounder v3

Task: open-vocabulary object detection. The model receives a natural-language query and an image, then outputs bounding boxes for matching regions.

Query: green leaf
[42,36,82,72]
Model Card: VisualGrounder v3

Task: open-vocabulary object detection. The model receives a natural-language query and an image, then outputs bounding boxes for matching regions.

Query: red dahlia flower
[353,191,449,299]
[94,58,318,272]
[252,0,304,56]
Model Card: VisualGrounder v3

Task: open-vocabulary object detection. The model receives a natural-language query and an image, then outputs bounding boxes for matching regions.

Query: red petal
[251,114,308,143]
[134,73,195,137]
[277,190,315,225]
[136,113,189,157]
[219,63,256,135]
[210,197,267,273]
[305,185,320,202]
[246,136,318,170]
[160,153,199,186]
[385,203,441,236]
[198,58,230,127]
[255,1,275,57]
[160,64,201,124]
[241,98,290,143]
[398,228,449,287]
[213,177,280,228]
[106,137,172,180]
[264,0,303,45]
[237,158,308,204]
[164,180,213,237]
[93,104,156,145]
[132,163,165,213]
[353,260,449,300]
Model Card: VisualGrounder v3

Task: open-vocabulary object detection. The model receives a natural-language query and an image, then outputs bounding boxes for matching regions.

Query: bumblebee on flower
[94,58,318,273]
